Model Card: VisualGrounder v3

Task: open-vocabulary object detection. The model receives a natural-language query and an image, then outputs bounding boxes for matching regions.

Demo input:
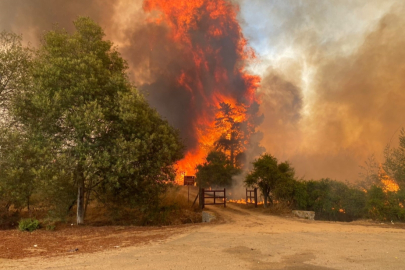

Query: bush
[18,218,40,232]
[366,186,405,221]
[304,179,366,221]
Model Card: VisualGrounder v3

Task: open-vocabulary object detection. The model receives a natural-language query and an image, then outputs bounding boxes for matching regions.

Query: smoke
[240,0,405,181]
[2,0,405,183]
[0,0,124,45]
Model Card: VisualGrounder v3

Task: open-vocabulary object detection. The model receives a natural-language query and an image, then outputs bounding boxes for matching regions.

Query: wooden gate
[199,188,226,209]
[246,188,258,208]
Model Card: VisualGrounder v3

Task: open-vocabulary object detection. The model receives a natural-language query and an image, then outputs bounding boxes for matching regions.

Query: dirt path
[2,204,405,270]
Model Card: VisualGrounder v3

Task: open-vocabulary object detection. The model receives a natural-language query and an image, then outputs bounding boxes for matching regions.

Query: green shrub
[18,218,40,232]
[304,179,367,221]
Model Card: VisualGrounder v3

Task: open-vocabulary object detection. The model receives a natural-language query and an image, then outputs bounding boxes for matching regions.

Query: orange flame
[378,165,400,193]
[144,0,260,183]
[228,198,264,205]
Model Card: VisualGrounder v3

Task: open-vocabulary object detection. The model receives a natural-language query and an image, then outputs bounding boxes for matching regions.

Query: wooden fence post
[254,188,258,208]
[224,188,226,208]
[199,188,205,209]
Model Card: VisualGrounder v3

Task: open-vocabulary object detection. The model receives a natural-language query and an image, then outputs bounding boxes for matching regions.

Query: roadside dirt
[0,223,195,260]
[2,202,405,270]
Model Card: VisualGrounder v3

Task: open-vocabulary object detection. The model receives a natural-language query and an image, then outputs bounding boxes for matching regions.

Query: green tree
[384,128,405,187]
[196,151,240,188]
[0,31,33,213]
[0,31,31,113]
[0,129,42,211]
[245,153,294,208]
[12,17,183,224]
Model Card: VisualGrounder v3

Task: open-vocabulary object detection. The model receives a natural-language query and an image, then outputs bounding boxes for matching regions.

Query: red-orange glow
[228,198,264,205]
[144,0,260,183]
[378,165,400,193]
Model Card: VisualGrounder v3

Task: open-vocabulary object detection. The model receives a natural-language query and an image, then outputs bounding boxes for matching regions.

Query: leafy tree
[245,153,294,208]
[94,90,184,211]
[359,154,380,190]
[12,17,183,224]
[196,151,240,188]
[0,129,42,211]
[0,31,31,114]
[384,128,405,187]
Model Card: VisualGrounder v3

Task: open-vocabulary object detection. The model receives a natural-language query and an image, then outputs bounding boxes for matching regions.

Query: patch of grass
[18,218,40,232]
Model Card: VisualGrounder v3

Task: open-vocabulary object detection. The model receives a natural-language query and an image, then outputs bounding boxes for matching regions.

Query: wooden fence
[246,188,258,208]
[199,188,226,209]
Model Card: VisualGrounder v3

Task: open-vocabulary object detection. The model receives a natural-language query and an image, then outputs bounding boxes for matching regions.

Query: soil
[2,201,405,269]
[0,223,193,260]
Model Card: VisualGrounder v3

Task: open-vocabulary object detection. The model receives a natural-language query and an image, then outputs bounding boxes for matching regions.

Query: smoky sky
[239,0,405,181]
[0,0,119,43]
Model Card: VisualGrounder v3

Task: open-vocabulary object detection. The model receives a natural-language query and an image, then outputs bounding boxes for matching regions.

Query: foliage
[366,185,405,221]
[196,151,241,188]
[0,129,44,211]
[9,17,183,224]
[95,89,184,210]
[0,31,31,113]
[384,128,405,188]
[245,153,294,208]
[358,154,380,190]
[305,179,367,221]
[18,218,40,232]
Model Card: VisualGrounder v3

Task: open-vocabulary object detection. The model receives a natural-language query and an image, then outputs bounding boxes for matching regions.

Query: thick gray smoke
[238,0,405,181]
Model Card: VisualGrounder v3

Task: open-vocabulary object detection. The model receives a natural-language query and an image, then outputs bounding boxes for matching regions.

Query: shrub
[18,218,40,232]
[304,179,366,221]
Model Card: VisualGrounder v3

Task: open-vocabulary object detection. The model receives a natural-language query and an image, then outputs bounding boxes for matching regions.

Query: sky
[1,0,404,182]
[237,0,405,181]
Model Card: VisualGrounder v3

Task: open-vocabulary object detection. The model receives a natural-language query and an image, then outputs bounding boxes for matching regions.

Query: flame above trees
[143,0,262,182]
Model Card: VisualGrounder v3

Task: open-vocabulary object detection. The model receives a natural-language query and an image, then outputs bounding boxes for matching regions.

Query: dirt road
[2,204,405,270]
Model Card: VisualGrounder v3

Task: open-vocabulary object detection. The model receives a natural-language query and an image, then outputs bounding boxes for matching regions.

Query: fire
[143,0,260,184]
[378,165,400,193]
[228,198,264,205]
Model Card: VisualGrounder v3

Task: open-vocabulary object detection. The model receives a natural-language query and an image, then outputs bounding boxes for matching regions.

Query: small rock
[33,245,37,247]
[68,248,79,252]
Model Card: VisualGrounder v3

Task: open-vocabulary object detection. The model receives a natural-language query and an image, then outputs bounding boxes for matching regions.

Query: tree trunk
[77,177,85,225]
[84,188,91,218]
[263,193,268,208]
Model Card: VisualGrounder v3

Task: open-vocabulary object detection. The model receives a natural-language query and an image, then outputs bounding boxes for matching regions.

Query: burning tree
[142,0,262,180]
[214,102,246,167]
